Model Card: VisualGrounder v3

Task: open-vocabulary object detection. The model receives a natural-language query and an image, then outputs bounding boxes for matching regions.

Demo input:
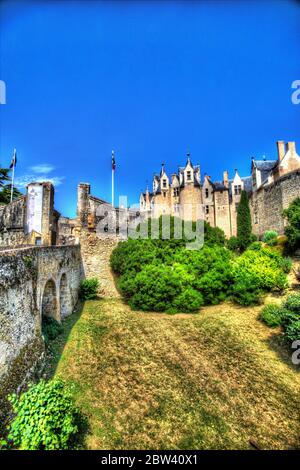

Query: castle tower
[26,182,55,246]
[179,152,202,220]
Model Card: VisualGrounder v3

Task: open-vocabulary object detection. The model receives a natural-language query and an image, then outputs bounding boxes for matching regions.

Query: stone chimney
[223,170,229,188]
[277,141,285,162]
[77,183,91,225]
[287,141,296,155]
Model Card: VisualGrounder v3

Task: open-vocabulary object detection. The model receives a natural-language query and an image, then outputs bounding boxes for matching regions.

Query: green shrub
[285,320,300,343]
[282,293,300,312]
[126,264,182,312]
[7,379,81,450]
[111,231,288,312]
[231,271,263,306]
[79,278,99,300]
[259,293,300,343]
[194,263,233,304]
[263,230,278,245]
[232,248,288,293]
[259,304,283,327]
[203,221,226,246]
[42,316,63,342]
[171,287,204,313]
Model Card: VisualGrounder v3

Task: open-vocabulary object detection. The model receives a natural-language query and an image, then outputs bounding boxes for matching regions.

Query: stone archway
[59,273,72,318]
[41,279,58,320]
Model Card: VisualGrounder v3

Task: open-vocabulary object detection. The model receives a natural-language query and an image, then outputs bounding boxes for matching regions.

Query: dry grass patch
[45,299,300,450]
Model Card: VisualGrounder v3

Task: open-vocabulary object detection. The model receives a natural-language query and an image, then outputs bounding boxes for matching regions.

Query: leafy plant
[263,230,278,246]
[79,278,99,300]
[259,293,300,343]
[259,304,283,327]
[7,379,81,450]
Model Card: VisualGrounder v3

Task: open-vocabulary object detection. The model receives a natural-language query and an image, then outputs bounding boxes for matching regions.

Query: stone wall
[0,196,27,246]
[0,245,83,431]
[79,231,120,298]
[214,190,231,238]
[250,170,300,238]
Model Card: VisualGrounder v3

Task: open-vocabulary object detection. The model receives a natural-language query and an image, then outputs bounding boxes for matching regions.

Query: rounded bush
[7,379,81,450]
[127,264,182,312]
[283,293,300,312]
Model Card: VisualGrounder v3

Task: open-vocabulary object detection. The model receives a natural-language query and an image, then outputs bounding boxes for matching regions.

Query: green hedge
[111,223,290,312]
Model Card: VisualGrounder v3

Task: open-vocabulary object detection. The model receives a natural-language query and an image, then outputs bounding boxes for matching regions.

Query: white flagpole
[10,148,16,203]
[112,150,115,207]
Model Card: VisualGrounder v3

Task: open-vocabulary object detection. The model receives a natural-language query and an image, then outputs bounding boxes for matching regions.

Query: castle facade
[139,140,300,238]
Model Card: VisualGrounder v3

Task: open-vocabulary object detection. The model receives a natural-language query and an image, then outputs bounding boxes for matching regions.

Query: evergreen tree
[0,166,22,204]
[237,190,252,251]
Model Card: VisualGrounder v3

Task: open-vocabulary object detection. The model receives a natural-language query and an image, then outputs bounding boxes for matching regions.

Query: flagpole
[112,150,115,207]
[10,148,16,203]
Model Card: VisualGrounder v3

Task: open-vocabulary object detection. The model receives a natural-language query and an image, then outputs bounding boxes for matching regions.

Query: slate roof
[212,181,228,191]
[252,159,277,184]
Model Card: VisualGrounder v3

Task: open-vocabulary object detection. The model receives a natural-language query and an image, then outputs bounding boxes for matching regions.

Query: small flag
[112,150,116,171]
[10,148,17,168]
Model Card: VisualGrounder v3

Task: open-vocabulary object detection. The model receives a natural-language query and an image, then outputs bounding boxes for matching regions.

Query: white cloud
[30,164,55,174]
[15,174,65,189]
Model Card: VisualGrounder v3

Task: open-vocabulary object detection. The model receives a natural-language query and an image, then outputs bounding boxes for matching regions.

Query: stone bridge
[0,245,83,430]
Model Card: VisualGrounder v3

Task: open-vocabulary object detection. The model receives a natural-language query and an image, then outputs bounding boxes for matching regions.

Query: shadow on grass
[43,300,86,379]
[264,331,300,373]
[42,299,92,448]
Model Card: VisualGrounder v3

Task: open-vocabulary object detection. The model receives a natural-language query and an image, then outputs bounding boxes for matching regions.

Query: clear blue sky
[0,0,299,217]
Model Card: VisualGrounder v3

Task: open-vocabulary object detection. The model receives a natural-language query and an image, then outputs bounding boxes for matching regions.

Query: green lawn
[45,298,300,450]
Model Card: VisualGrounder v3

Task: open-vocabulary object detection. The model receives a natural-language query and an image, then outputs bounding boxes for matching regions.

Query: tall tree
[282,197,300,254]
[237,190,252,251]
[0,166,22,204]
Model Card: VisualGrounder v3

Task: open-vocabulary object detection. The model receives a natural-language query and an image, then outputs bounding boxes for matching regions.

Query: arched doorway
[59,273,72,318]
[41,279,58,320]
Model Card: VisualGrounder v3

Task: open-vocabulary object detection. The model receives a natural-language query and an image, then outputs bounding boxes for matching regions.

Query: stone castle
[0,137,300,430]
[140,140,300,238]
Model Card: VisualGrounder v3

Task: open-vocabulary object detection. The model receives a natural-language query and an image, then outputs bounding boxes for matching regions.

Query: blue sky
[0,0,299,217]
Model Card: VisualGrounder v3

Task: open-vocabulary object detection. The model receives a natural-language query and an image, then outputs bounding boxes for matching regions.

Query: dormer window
[187,171,191,181]
[205,188,209,198]
[173,188,179,197]
[163,179,167,189]
[234,185,242,195]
